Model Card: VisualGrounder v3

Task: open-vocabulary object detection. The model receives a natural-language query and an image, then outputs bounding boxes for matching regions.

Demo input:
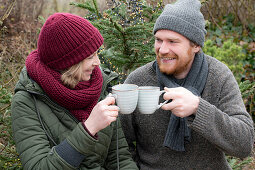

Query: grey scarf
[154,51,208,151]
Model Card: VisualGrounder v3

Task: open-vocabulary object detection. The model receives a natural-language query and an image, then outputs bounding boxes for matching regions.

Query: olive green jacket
[11,67,138,170]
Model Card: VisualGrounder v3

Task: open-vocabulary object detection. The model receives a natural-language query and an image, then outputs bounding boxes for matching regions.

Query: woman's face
[81,51,101,81]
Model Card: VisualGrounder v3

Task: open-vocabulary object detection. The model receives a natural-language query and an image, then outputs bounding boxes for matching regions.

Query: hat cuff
[153,15,206,47]
[46,29,103,70]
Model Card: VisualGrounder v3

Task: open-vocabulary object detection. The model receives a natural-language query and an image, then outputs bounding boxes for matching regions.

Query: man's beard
[156,48,194,77]
[156,53,178,75]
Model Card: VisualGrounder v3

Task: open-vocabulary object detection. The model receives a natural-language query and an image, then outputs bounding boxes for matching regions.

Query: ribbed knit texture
[38,13,103,70]
[25,13,104,121]
[153,0,207,47]
[55,139,85,167]
[26,50,103,122]
[155,51,208,151]
[120,55,254,169]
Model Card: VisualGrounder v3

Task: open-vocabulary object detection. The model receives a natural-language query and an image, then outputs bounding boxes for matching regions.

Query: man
[119,0,254,169]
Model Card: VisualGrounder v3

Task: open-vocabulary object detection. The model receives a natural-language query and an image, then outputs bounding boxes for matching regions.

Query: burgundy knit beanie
[37,13,104,70]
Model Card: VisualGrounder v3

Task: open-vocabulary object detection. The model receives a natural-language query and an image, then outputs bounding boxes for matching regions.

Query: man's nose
[159,41,170,54]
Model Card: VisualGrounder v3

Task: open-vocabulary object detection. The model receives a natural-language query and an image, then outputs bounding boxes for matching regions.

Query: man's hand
[161,87,199,118]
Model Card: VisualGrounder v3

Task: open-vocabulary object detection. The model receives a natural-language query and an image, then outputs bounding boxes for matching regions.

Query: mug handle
[157,90,169,109]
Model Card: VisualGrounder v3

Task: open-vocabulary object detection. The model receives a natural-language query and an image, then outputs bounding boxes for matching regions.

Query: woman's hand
[84,96,119,135]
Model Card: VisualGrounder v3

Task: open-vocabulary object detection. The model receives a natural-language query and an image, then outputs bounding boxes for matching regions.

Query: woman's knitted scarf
[26,50,103,122]
[154,51,208,151]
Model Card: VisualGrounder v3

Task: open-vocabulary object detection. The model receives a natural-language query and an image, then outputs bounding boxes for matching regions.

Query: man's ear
[194,45,201,53]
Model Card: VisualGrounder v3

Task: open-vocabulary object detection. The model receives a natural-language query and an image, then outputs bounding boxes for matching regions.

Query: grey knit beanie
[153,0,207,47]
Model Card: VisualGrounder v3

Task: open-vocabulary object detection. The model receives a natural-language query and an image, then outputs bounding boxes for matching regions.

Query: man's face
[154,30,200,79]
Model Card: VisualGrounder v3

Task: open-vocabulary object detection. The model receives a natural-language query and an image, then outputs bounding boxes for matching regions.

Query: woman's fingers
[107,105,120,111]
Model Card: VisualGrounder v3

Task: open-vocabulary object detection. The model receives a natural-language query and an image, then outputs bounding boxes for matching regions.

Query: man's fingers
[161,100,178,111]
[163,87,184,100]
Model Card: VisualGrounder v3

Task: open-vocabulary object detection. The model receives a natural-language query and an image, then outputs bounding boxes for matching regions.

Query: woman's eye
[87,53,97,59]
[155,38,162,42]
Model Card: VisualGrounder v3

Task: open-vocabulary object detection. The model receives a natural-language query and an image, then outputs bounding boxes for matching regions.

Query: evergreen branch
[92,0,101,19]
[108,16,130,65]
[70,2,96,13]
[141,6,153,20]
[109,17,124,34]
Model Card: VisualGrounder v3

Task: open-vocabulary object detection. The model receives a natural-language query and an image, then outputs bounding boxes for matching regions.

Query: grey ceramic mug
[138,86,168,114]
[111,84,139,114]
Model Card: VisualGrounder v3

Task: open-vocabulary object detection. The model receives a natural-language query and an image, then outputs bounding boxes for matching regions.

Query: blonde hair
[61,61,83,89]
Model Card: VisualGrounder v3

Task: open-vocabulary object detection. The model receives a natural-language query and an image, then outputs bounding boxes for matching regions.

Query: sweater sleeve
[191,65,254,159]
[104,118,139,170]
[11,91,98,170]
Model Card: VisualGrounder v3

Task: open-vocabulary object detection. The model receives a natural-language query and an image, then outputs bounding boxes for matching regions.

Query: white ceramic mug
[111,84,139,114]
[138,86,168,114]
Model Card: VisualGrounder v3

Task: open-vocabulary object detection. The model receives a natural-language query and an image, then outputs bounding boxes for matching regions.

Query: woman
[11,13,138,170]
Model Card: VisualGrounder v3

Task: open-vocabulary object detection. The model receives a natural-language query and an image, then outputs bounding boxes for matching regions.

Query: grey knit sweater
[120,55,254,170]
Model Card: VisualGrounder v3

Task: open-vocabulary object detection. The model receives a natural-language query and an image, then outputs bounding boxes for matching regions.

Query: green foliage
[240,81,255,101]
[203,39,245,83]
[205,14,255,118]
[206,14,254,43]
[240,40,255,83]
[0,1,254,169]
[71,0,163,82]
[0,86,12,104]
[203,39,255,117]
[0,86,22,169]
[206,14,255,82]
[227,156,253,170]
[0,143,22,170]
[70,0,101,18]
[239,80,255,118]
[0,25,8,40]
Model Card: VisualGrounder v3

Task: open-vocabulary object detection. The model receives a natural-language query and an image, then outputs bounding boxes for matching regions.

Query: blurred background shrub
[0,0,254,169]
